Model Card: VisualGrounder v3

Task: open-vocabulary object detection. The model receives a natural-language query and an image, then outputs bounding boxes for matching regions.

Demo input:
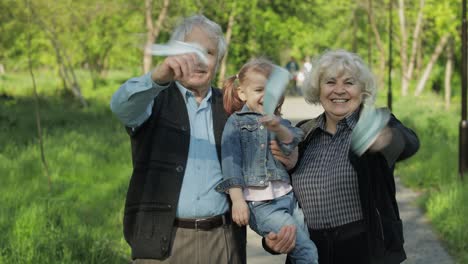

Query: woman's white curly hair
[302,49,377,106]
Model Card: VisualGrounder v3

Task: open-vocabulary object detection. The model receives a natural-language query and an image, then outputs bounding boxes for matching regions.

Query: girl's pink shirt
[243,180,292,201]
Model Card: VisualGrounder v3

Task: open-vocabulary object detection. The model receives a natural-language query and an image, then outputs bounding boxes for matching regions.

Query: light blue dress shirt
[110,72,229,218]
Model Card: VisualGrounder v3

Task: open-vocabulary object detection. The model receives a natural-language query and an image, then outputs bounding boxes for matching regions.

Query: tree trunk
[367,0,386,89]
[62,51,88,107]
[143,0,169,74]
[247,0,259,55]
[416,34,423,78]
[50,25,87,107]
[398,0,425,95]
[217,3,236,88]
[143,0,154,74]
[352,8,358,53]
[444,37,453,110]
[31,6,87,107]
[367,0,372,67]
[398,0,409,95]
[0,64,5,75]
[406,0,424,86]
[414,34,449,96]
[53,43,71,89]
[27,0,52,192]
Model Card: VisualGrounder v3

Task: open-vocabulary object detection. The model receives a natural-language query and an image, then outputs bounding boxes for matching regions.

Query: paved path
[246,96,454,264]
[395,178,454,264]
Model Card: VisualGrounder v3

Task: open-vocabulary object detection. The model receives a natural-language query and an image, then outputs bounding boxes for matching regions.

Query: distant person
[110,15,247,263]
[263,50,420,264]
[285,57,300,95]
[218,58,318,264]
[302,56,312,72]
[285,57,300,76]
[296,57,312,93]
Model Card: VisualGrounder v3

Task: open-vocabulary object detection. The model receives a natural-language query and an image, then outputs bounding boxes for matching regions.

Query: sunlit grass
[426,183,468,263]
[0,86,132,263]
[386,93,467,263]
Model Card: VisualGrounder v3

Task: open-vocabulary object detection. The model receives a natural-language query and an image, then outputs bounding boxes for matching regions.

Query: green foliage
[0,0,461,102]
[392,94,458,188]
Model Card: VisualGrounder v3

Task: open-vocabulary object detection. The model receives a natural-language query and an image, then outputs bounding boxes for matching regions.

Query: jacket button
[260,125,264,130]
[259,180,264,184]
[181,126,187,131]
[260,144,265,148]
[176,165,184,172]
[162,236,168,242]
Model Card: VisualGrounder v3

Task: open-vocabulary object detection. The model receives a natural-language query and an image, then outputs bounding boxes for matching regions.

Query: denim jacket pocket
[240,122,259,130]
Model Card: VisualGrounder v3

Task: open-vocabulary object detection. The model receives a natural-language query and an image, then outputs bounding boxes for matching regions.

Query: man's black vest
[122,83,228,259]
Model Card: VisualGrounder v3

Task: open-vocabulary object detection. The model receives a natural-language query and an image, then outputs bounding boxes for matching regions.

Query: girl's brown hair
[223,58,284,115]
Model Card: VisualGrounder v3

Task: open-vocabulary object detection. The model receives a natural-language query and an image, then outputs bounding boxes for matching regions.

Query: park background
[0,0,466,263]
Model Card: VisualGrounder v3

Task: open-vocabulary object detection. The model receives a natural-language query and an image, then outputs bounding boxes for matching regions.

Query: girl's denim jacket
[216,105,304,192]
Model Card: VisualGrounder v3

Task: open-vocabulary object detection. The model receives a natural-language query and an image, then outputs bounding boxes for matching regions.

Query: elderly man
[110,15,246,263]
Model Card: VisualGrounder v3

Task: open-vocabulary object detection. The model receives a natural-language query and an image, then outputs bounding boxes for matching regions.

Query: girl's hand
[259,115,281,132]
[270,140,298,170]
[232,200,249,226]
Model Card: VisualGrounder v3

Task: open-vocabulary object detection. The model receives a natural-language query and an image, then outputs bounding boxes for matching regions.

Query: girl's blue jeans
[248,191,318,264]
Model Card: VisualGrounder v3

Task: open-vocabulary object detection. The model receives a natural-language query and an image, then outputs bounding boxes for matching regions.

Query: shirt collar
[175,81,212,104]
[316,113,326,131]
[235,104,262,116]
[345,108,360,129]
[317,107,360,131]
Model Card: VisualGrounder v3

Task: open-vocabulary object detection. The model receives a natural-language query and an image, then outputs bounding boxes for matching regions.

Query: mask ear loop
[234,73,240,86]
[233,74,243,101]
[360,91,373,109]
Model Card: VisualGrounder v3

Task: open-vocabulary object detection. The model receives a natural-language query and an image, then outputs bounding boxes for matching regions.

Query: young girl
[216,58,318,264]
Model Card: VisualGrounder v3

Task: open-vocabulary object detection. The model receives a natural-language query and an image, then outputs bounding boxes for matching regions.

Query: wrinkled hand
[265,225,296,254]
[270,140,298,170]
[151,53,207,84]
[259,115,281,132]
[232,200,249,226]
[369,127,392,152]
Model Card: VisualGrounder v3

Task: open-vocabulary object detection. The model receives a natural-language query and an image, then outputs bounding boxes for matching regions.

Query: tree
[26,0,87,106]
[26,0,51,191]
[71,0,138,88]
[217,2,237,87]
[445,37,453,110]
[413,0,458,96]
[364,0,386,88]
[143,0,170,74]
[398,0,425,96]
[414,33,449,96]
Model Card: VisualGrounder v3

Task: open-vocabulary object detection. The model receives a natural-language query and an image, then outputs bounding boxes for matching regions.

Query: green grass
[1,71,467,263]
[425,183,468,264]
[0,71,134,263]
[387,93,468,263]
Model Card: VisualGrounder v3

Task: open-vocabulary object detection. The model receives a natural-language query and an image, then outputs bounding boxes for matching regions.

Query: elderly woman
[264,50,419,264]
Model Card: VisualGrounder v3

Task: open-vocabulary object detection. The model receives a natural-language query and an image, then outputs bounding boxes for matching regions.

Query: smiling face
[320,72,362,123]
[238,72,267,113]
[179,26,219,92]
